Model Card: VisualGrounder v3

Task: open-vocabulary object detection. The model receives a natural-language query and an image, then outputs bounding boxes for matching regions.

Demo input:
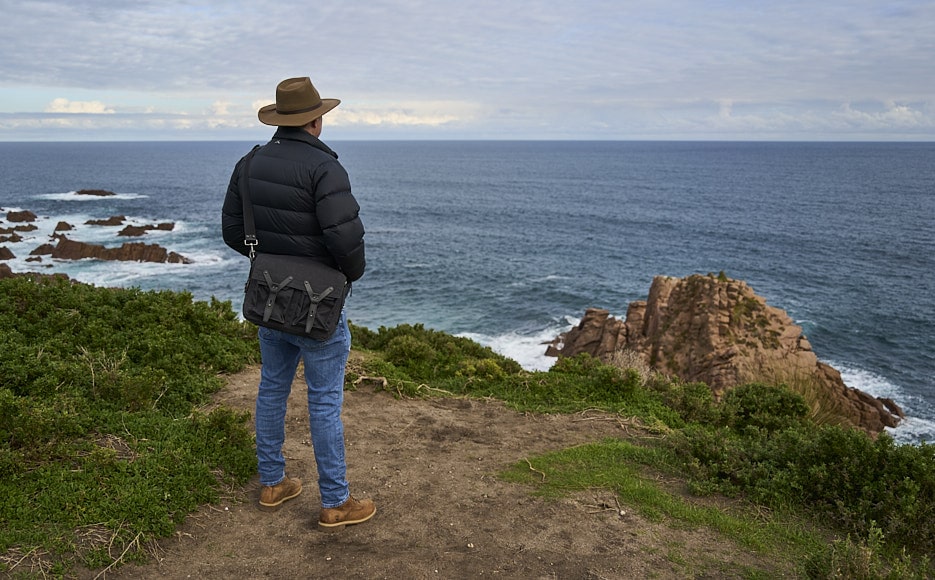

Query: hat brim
[257,98,340,127]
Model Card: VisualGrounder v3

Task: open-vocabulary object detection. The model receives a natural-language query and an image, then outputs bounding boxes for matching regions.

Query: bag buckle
[245,236,258,260]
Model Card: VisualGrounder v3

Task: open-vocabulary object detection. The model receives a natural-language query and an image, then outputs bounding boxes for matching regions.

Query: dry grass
[608,348,653,387]
[735,355,848,427]
[1,546,54,578]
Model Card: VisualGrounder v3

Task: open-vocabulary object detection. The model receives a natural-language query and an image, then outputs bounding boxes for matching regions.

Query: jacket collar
[271,126,338,159]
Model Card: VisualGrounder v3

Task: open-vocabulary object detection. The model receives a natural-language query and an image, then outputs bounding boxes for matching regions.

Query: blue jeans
[255,311,351,508]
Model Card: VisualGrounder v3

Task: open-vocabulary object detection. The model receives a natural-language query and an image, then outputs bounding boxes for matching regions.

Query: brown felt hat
[257,77,340,127]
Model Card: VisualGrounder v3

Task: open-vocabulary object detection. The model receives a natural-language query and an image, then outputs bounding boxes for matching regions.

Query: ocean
[1,140,933,444]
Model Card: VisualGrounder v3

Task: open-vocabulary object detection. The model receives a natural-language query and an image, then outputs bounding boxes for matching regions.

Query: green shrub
[672,390,935,561]
[649,379,719,426]
[548,353,638,403]
[384,334,438,367]
[347,322,521,382]
[805,523,930,580]
[718,382,809,433]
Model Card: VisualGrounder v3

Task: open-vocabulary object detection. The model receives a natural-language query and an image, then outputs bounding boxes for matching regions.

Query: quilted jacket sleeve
[313,159,366,281]
[221,155,250,258]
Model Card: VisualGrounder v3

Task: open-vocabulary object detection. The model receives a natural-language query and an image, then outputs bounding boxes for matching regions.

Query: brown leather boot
[318,495,376,529]
[258,476,302,511]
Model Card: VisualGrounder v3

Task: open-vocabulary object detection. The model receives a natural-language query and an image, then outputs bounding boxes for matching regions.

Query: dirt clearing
[100,362,782,579]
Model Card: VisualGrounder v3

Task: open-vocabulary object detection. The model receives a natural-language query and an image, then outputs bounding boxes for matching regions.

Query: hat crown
[257,76,340,127]
[275,77,322,113]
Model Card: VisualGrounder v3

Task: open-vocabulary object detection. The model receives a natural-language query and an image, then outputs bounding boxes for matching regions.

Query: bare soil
[99,358,787,580]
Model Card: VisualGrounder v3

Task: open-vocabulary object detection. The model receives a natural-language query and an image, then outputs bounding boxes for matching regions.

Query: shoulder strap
[239,145,261,259]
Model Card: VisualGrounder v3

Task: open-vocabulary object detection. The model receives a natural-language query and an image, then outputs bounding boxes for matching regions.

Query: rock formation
[0,247,14,260]
[86,216,126,226]
[6,210,37,222]
[0,263,64,279]
[49,237,192,264]
[547,273,903,435]
[30,243,56,256]
[54,221,74,232]
[118,223,175,237]
[75,189,116,196]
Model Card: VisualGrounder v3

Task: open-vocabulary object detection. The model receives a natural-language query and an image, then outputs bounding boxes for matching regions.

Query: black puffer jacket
[222,127,365,282]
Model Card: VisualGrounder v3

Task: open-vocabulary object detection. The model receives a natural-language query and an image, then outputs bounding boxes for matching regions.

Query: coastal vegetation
[1,276,933,578]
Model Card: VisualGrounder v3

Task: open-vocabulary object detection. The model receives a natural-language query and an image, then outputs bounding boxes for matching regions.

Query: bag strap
[303,281,335,333]
[262,271,294,322]
[239,145,261,260]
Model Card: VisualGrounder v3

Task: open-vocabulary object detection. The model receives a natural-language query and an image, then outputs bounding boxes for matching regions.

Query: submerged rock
[75,189,116,196]
[86,216,126,226]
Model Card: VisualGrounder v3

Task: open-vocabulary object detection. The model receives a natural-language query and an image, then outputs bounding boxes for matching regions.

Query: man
[221,76,374,529]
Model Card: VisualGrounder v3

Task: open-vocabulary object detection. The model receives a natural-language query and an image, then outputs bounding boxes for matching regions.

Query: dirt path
[102,363,780,579]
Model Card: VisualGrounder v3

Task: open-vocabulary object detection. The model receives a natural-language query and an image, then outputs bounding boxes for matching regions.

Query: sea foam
[832,360,933,444]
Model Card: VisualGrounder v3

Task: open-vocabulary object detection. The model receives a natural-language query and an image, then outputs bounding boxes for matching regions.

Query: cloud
[329,103,470,127]
[45,98,114,114]
[210,101,231,116]
[834,102,931,129]
[2,1,934,139]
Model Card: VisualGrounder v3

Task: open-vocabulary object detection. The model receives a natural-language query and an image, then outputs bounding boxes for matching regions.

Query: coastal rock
[118,222,175,237]
[75,189,116,196]
[118,226,148,237]
[0,247,14,260]
[547,273,903,435]
[30,243,56,256]
[0,232,23,244]
[86,216,126,226]
[54,221,74,232]
[6,210,37,222]
[50,237,193,264]
[0,263,63,279]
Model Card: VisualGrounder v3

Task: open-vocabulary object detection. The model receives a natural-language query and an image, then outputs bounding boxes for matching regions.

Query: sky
[0,0,933,141]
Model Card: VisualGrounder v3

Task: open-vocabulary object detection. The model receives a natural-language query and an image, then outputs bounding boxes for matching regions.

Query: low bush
[672,384,935,564]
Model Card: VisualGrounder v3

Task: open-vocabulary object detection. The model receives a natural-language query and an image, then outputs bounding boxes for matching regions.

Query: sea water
[1,140,932,443]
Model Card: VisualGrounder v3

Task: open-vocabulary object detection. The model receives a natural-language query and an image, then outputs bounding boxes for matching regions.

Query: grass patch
[501,439,817,557]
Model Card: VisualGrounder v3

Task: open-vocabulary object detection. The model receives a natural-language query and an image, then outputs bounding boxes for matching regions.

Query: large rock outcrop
[547,274,903,435]
[50,237,192,264]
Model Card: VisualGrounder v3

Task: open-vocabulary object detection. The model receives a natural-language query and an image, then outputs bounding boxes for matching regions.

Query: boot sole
[258,488,303,512]
[318,506,376,530]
